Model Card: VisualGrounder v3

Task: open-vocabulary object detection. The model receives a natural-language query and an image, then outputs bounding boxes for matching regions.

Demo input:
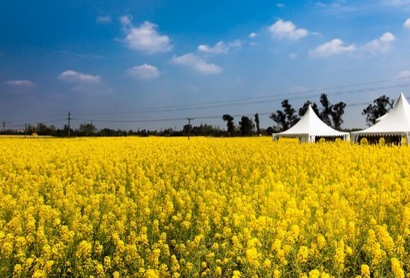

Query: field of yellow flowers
[1,137,410,278]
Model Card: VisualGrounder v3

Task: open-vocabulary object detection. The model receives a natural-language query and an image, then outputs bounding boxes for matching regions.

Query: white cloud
[58,70,101,84]
[396,70,410,78]
[404,18,410,29]
[276,3,285,8]
[171,53,221,75]
[249,32,257,38]
[120,15,132,26]
[4,80,36,88]
[363,32,395,54]
[309,39,356,58]
[96,16,112,23]
[268,19,308,40]
[198,40,241,54]
[122,20,172,54]
[128,64,160,79]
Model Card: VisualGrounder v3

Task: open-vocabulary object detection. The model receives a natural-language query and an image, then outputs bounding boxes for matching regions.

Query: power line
[2,77,409,129]
[5,118,66,128]
[69,77,410,116]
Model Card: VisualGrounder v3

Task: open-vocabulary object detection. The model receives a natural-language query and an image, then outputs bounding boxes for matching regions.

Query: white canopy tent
[351,93,410,144]
[272,105,350,143]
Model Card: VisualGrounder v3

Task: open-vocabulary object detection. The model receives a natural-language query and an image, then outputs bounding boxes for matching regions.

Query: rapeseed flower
[1,137,410,276]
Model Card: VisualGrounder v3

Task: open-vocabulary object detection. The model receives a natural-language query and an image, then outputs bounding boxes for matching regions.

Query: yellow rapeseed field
[1,137,410,277]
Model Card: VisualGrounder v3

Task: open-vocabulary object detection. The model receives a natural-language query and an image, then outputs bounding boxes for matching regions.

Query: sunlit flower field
[1,137,410,277]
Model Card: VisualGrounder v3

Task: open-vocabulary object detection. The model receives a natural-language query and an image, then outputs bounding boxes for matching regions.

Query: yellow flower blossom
[297,246,309,264]
[361,264,370,278]
[391,258,404,278]
[1,137,410,276]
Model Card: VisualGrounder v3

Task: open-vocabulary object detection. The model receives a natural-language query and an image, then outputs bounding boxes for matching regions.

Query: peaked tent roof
[273,105,349,142]
[352,93,410,137]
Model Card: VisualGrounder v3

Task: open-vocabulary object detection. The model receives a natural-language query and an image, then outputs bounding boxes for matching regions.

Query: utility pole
[186,118,194,140]
[2,120,5,132]
[67,112,72,137]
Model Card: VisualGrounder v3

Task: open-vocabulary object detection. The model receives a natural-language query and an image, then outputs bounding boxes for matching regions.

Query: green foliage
[362,95,394,126]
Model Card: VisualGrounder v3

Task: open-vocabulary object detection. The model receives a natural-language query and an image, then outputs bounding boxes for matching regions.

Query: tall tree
[270,99,299,131]
[222,114,235,135]
[282,99,299,127]
[362,95,395,126]
[254,113,260,135]
[319,94,333,126]
[299,101,319,117]
[239,116,254,136]
[270,110,287,131]
[316,94,347,129]
[331,102,346,130]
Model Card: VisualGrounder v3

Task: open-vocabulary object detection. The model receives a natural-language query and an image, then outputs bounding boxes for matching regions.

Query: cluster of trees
[269,94,347,132]
[219,93,395,135]
[0,94,396,137]
[221,114,264,136]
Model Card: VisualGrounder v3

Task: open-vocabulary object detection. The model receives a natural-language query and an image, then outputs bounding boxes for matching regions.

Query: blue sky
[1,0,410,131]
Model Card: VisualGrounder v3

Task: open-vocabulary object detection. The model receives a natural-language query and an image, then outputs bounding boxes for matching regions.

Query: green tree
[362,95,394,126]
[239,116,254,136]
[222,114,235,135]
[266,126,275,135]
[299,101,319,117]
[270,99,299,131]
[254,113,260,135]
[317,94,346,129]
[319,94,333,126]
[331,102,346,130]
[79,123,97,136]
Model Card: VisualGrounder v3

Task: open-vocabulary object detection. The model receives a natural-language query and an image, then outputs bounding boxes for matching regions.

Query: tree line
[221,93,394,136]
[0,94,395,137]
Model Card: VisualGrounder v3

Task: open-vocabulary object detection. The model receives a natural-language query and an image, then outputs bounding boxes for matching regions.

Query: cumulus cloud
[364,32,395,53]
[268,19,308,40]
[121,19,172,54]
[96,16,112,23]
[128,64,160,79]
[198,40,241,54]
[404,18,410,29]
[249,32,257,38]
[58,70,101,84]
[4,80,36,88]
[171,53,221,75]
[309,39,356,58]
[396,70,410,78]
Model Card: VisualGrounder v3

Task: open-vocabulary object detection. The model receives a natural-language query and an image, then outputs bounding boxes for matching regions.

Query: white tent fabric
[351,93,410,144]
[272,105,350,143]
